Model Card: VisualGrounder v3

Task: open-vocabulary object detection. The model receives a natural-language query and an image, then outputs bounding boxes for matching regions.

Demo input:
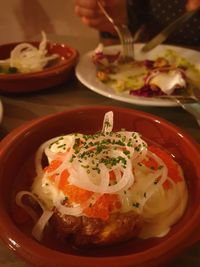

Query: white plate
[76,44,200,107]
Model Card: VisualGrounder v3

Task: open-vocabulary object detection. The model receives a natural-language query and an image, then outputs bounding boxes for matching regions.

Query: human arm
[186,0,200,10]
[74,0,128,33]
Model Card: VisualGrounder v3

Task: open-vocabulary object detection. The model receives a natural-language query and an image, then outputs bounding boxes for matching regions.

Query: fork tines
[115,24,135,59]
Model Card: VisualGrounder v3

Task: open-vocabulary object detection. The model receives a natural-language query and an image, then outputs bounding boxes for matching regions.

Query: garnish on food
[0,32,58,74]
[15,111,188,246]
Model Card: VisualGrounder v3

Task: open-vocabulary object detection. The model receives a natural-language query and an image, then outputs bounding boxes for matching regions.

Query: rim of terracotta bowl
[0,105,200,267]
[0,41,79,80]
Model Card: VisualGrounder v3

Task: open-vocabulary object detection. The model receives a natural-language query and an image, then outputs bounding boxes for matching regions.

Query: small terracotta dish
[0,41,79,93]
[0,106,200,267]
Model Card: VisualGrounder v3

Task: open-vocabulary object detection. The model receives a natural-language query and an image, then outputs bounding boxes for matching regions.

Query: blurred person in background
[74,0,200,46]
[0,0,97,44]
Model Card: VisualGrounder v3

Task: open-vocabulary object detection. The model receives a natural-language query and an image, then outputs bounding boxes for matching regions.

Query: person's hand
[186,0,200,10]
[74,0,127,33]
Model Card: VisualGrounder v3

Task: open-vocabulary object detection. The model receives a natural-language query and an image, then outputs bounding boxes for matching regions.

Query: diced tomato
[148,146,183,183]
[44,159,123,221]
[62,184,93,204]
[109,170,116,181]
[58,169,70,188]
[84,194,121,221]
[163,179,173,190]
[142,156,158,170]
[58,169,93,203]
[142,146,183,190]
[44,159,62,173]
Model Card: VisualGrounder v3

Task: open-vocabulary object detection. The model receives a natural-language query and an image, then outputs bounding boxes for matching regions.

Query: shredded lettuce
[93,47,200,97]
[108,64,147,92]
[161,49,200,88]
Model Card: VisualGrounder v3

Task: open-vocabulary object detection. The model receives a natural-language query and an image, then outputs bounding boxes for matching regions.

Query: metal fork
[97,0,134,59]
[155,85,200,103]
[154,94,197,103]
[155,87,200,126]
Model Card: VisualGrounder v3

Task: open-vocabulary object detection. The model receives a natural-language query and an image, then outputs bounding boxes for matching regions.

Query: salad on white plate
[92,43,200,99]
[75,43,200,106]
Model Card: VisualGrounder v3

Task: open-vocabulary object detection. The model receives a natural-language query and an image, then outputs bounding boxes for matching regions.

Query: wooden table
[0,35,199,267]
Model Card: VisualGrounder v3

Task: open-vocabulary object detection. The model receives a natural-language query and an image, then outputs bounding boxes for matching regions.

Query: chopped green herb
[132,202,140,208]
[57,144,66,149]
[158,165,164,169]
[154,179,159,185]
[123,150,130,156]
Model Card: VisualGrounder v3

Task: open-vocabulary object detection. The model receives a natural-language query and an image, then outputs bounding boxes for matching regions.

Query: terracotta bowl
[0,41,79,93]
[0,106,200,267]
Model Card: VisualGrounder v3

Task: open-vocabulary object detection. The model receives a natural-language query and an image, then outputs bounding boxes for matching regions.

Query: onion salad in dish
[15,111,188,247]
[92,44,200,98]
[0,32,58,74]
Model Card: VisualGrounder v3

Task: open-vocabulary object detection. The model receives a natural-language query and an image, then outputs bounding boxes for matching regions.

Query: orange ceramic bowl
[0,106,200,267]
[0,41,79,93]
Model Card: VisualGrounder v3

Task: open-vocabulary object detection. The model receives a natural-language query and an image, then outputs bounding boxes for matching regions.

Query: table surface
[0,35,200,267]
